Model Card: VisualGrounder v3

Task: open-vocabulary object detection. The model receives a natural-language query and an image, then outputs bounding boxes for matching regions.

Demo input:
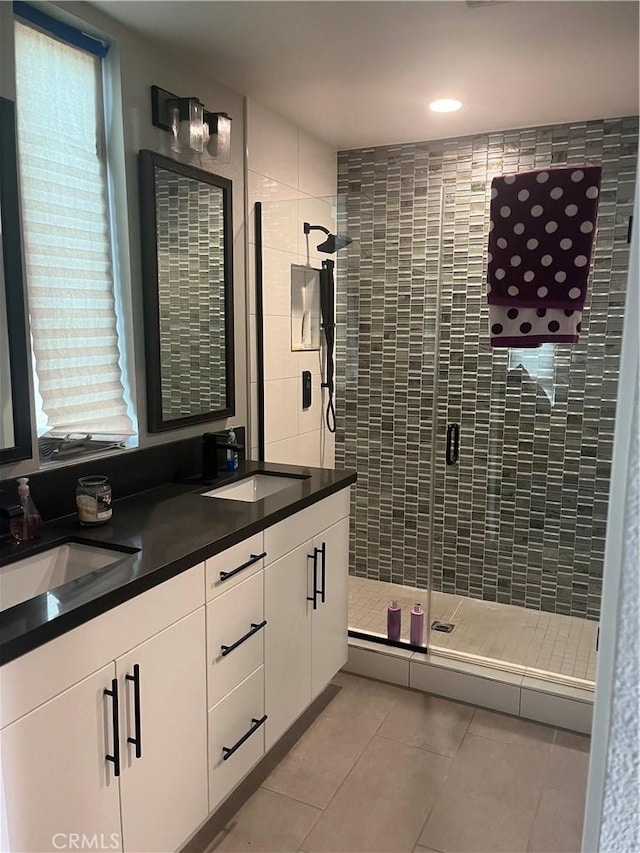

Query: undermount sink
[0,542,133,613]
[203,474,305,503]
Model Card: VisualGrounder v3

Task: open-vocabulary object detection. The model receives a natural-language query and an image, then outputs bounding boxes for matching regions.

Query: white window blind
[14,20,134,438]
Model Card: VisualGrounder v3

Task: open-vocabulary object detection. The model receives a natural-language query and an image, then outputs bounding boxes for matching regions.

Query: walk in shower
[334,116,638,688]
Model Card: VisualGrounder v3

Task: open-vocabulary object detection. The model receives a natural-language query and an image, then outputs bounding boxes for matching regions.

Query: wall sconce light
[151,85,232,160]
[204,111,231,163]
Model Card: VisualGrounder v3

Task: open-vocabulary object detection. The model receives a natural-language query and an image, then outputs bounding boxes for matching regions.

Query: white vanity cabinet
[0,483,353,852]
[0,662,123,853]
[311,516,350,696]
[0,565,207,853]
[116,608,208,853]
[264,490,350,749]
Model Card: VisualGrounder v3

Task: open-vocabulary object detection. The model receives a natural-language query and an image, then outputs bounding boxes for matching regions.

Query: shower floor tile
[348,575,598,683]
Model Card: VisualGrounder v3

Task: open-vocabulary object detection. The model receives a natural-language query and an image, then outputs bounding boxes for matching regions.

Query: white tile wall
[261,248,299,317]
[263,316,298,381]
[248,173,298,254]
[247,100,299,188]
[265,436,300,465]
[520,676,594,733]
[344,645,411,687]
[246,98,337,469]
[410,659,522,715]
[299,130,338,197]
[263,377,298,444]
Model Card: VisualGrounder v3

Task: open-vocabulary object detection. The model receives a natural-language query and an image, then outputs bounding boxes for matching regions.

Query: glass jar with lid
[76,475,112,526]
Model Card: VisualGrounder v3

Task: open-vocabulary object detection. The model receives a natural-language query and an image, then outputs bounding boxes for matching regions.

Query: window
[13,5,136,455]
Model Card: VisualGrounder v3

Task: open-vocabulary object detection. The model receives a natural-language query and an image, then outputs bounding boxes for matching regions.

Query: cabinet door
[116,608,208,853]
[311,516,350,697]
[264,542,312,750]
[0,663,122,853]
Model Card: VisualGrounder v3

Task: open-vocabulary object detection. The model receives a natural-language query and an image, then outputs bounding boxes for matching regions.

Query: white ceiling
[92,0,639,151]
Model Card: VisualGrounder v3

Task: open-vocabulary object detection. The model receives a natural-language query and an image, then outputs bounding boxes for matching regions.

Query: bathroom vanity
[0,462,356,853]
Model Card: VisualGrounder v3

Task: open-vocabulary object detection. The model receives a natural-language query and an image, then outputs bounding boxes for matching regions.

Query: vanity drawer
[206,571,265,708]
[264,488,351,565]
[208,665,265,812]
[205,533,265,601]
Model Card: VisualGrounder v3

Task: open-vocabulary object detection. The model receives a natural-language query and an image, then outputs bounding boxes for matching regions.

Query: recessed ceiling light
[429,98,462,113]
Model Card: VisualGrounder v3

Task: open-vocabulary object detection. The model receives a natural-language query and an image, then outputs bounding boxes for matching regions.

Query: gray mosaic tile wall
[156,168,226,420]
[335,116,638,619]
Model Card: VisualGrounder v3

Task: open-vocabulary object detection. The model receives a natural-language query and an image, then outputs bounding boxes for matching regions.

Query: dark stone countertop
[0,460,357,665]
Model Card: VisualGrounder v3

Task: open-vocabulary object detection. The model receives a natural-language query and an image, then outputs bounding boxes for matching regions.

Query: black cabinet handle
[219,552,266,582]
[222,714,267,761]
[446,423,460,466]
[220,620,267,657]
[126,664,142,759]
[104,678,120,777]
[307,548,320,610]
[319,542,326,604]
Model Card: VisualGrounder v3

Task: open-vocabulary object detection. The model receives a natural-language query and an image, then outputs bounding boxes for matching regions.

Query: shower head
[303,221,353,254]
[316,232,352,253]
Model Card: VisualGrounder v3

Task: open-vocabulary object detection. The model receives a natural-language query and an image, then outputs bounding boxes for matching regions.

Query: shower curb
[344,636,593,734]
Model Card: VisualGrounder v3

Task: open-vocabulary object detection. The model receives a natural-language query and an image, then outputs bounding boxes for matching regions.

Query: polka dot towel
[487,165,601,347]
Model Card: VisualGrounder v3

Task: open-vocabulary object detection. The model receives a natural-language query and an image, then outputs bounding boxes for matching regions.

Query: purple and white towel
[487,166,602,347]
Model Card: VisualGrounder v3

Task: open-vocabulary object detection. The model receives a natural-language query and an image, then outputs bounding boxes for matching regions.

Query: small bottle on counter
[410,602,425,646]
[226,428,239,472]
[76,475,112,526]
[387,600,401,642]
[10,477,42,542]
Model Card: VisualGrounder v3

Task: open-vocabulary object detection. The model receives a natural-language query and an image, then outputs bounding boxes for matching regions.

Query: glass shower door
[426,180,624,685]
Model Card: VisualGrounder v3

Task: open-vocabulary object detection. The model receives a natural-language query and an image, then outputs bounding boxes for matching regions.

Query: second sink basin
[0,542,134,613]
[203,474,305,503]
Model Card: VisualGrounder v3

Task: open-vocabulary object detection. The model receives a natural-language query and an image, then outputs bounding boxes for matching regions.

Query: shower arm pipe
[303,222,330,237]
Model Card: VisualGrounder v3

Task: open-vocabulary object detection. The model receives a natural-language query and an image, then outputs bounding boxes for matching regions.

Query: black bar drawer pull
[222,714,268,761]
[307,548,320,610]
[126,664,142,759]
[219,551,267,582]
[319,542,326,604]
[446,423,460,466]
[220,620,267,657]
[104,678,120,777]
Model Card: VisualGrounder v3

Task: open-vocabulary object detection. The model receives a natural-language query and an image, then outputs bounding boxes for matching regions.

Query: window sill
[37,436,139,470]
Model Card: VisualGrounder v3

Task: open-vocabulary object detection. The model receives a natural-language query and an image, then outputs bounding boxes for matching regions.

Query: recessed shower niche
[290,264,321,351]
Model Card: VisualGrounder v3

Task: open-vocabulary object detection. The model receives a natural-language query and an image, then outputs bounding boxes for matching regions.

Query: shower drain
[431,621,455,633]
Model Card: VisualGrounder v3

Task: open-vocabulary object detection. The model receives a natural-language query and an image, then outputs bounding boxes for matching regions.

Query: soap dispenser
[410,602,424,647]
[387,600,401,641]
[11,477,42,542]
[226,428,239,472]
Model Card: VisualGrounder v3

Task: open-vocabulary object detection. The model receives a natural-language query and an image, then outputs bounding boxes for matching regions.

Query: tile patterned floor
[205,672,590,853]
[349,576,598,683]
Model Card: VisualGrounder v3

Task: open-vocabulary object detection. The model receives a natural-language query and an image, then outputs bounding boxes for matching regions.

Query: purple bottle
[387,600,401,641]
[410,603,425,646]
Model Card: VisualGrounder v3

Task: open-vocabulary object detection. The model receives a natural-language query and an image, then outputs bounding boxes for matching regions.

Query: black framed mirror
[0,97,33,464]
[138,150,235,432]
